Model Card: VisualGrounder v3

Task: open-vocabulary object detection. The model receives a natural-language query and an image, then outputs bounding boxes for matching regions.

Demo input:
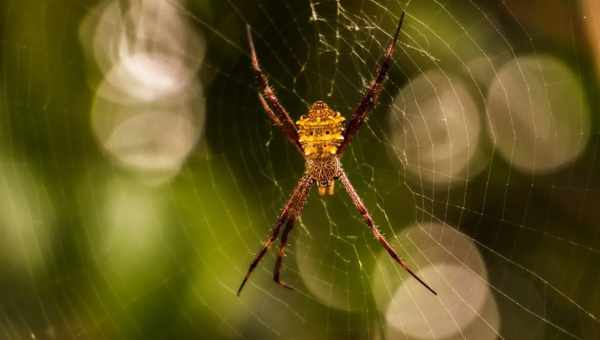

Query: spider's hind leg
[236,215,288,296]
[338,170,437,295]
[273,217,297,290]
[237,175,313,296]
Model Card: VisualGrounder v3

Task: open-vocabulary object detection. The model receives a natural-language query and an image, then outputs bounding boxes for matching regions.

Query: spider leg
[237,175,313,296]
[338,169,437,295]
[273,216,297,290]
[258,93,282,127]
[258,93,303,154]
[236,211,288,296]
[273,177,312,289]
[338,11,405,155]
[246,25,302,152]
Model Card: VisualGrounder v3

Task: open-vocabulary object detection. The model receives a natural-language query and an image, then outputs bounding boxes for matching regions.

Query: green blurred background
[0,0,599,339]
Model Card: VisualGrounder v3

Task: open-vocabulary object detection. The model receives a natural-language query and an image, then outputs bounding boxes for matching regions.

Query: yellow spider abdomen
[297,101,345,159]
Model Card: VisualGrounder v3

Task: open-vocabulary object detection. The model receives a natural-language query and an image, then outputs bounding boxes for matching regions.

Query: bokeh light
[389,70,484,185]
[486,55,590,173]
[385,265,500,340]
[371,223,499,340]
[91,87,205,180]
[79,0,205,87]
[82,0,206,182]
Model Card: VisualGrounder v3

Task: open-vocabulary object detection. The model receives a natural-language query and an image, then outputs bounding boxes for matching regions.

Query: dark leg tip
[236,280,248,296]
[274,279,295,291]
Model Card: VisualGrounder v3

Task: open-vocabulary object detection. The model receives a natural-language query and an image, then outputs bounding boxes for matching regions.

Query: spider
[238,12,437,296]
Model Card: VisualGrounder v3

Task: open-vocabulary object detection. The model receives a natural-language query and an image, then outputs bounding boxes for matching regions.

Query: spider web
[0,0,599,339]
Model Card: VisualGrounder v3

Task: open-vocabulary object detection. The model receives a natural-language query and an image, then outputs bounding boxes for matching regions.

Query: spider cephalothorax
[297,101,345,195]
[238,11,437,297]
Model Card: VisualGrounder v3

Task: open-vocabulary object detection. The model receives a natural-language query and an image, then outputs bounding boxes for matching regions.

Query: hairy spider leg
[273,176,312,289]
[257,93,305,154]
[258,93,282,127]
[273,216,297,290]
[338,170,438,295]
[236,209,287,296]
[338,11,405,155]
[237,175,313,296]
[246,25,302,152]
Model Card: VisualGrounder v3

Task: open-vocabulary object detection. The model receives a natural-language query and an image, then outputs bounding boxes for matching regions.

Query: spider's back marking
[297,101,345,196]
[296,101,345,159]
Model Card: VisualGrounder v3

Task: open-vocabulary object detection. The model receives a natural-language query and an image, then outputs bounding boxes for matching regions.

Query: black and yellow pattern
[296,101,345,159]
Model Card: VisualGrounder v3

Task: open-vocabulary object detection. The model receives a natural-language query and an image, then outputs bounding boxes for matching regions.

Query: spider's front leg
[338,11,405,155]
[246,25,303,153]
[338,170,437,295]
